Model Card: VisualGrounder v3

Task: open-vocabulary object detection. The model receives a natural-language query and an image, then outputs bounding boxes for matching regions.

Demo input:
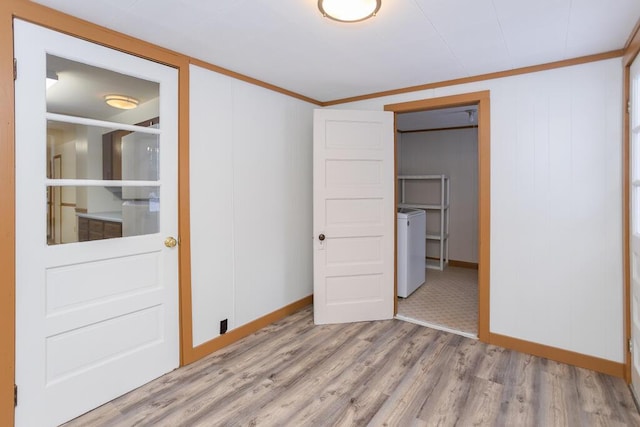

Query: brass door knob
[164,236,178,248]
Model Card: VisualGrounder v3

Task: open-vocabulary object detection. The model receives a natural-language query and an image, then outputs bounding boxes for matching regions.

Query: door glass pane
[634,186,640,236]
[631,76,640,128]
[46,185,160,245]
[121,127,160,181]
[47,120,160,181]
[45,53,162,245]
[46,54,159,124]
[634,130,640,236]
[633,135,640,182]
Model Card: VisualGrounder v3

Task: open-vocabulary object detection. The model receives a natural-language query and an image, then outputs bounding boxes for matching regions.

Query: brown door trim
[622,18,640,384]
[385,90,491,342]
[0,2,16,424]
[624,62,632,383]
[1,2,193,425]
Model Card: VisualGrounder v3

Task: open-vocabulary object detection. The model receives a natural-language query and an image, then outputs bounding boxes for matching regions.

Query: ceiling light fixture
[104,94,139,110]
[318,0,381,23]
[46,70,58,89]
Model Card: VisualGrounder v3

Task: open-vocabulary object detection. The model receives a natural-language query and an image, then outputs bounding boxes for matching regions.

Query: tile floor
[397,266,478,336]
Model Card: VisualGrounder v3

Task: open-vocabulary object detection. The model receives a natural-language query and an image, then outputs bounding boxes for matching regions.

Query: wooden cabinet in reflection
[102,117,159,180]
[78,217,122,241]
[102,130,125,180]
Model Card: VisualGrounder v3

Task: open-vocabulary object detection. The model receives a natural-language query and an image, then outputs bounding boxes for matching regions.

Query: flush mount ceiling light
[318,0,381,23]
[104,94,139,110]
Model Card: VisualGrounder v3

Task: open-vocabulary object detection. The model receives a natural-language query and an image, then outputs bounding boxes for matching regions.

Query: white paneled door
[14,20,179,426]
[313,109,394,324]
[631,55,640,399]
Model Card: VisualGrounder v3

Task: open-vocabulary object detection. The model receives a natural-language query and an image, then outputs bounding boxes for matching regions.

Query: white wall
[189,65,314,347]
[333,58,624,363]
[109,97,159,125]
[58,140,78,243]
[399,128,478,263]
[48,129,79,243]
[75,125,123,213]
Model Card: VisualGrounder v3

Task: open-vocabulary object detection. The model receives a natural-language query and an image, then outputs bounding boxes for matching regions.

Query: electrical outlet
[220,319,228,335]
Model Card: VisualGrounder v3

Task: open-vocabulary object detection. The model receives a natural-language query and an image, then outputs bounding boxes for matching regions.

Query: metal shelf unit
[398,174,450,270]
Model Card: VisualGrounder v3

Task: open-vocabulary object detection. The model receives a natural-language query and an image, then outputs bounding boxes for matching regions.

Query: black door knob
[319,234,325,241]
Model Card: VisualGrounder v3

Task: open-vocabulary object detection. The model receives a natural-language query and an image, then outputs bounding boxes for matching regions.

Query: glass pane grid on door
[632,72,640,236]
[45,54,161,246]
[15,21,179,426]
[633,132,640,236]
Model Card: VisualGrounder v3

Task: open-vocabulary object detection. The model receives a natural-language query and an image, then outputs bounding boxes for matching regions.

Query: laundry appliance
[397,208,426,298]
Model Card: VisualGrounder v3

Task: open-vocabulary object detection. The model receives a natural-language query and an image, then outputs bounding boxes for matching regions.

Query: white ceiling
[46,54,479,131]
[32,0,640,103]
[397,105,478,132]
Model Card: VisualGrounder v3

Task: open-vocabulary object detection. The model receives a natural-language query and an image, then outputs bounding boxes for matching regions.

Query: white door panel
[631,55,640,397]
[14,20,179,426]
[313,109,394,324]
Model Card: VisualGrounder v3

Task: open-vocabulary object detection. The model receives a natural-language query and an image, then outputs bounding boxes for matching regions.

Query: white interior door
[313,109,394,324]
[14,20,179,426]
[631,55,640,398]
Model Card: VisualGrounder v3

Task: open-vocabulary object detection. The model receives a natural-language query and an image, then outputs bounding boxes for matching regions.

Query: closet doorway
[385,92,490,342]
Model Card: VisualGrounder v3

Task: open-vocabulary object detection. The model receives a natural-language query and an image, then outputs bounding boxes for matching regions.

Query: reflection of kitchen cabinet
[102,131,125,180]
[78,217,88,241]
[102,117,160,180]
[78,217,122,241]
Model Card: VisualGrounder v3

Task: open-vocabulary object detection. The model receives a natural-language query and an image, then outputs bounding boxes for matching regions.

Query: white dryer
[397,208,426,298]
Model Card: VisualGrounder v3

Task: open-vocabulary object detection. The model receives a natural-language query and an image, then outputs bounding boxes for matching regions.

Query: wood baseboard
[183,297,624,381]
[489,333,625,378]
[183,295,313,365]
[448,260,478,269]
[425,257,479,269]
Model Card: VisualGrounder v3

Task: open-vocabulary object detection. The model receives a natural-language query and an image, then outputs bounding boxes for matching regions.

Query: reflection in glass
[45,54,162,246]
[47,186,160,245]
[121,126,160,182]
[46,120,160,181]
[46,54,159,123]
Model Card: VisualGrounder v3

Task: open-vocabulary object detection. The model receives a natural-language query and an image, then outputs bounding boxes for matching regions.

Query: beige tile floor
[397,266,478,336]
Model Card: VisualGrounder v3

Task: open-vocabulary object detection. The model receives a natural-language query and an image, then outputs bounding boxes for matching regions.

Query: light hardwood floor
[64,306,640,426]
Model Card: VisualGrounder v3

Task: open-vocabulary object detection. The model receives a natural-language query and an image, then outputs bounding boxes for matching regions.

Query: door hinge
[14,384,17,407]
[630,339,634,353]
[13,58,17,81]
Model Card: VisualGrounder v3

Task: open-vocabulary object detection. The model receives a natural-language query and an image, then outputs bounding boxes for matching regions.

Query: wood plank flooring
[64,306,640,427]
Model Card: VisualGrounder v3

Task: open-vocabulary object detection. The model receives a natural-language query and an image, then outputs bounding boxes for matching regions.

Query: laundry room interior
[395,105,479,338]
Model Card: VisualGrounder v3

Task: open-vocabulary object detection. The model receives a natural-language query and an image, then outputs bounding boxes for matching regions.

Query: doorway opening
[385,91,491,342]
[394,105,479,338]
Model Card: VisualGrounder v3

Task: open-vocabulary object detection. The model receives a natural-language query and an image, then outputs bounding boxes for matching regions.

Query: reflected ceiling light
[104,94,139,110]
[46,70,58,89]
[318,0,381,23]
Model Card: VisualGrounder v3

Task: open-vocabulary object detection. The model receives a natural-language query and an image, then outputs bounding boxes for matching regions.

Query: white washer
[397,208,426,298]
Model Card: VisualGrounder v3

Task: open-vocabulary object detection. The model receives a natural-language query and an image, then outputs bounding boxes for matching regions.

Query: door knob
[164,236,178,248]
[319,234,325,241]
